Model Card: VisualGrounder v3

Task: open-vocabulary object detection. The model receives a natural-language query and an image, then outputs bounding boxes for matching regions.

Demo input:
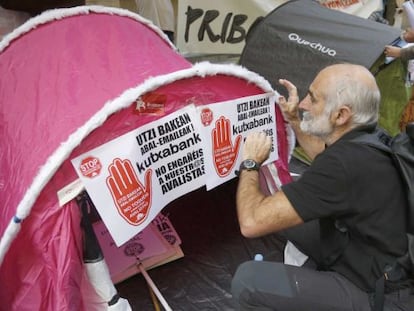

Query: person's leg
[231,260,372,311]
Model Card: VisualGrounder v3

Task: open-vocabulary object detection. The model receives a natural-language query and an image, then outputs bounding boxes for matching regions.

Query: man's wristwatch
[236,159,260,176]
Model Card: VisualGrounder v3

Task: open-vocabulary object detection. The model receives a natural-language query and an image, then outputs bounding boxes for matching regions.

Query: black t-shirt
[282,126,408,292]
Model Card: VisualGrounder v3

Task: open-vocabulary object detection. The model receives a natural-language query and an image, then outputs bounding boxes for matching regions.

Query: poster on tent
[71,105,205,246]
[198,92,278,190]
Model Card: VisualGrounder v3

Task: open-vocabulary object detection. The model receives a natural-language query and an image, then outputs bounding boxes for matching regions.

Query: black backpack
[351,123,414,311]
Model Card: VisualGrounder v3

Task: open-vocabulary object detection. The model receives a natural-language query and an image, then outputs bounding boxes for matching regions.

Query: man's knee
[232,261,256,301]
[232,261,295,310]
[232,261,293,302]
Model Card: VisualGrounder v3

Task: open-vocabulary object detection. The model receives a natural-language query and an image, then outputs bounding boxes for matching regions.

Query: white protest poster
[71,105,205,246]
[198,92,278,190]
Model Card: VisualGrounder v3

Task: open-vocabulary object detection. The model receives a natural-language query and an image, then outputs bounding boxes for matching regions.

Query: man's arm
[278,79,325,160]
[236,132,303,238]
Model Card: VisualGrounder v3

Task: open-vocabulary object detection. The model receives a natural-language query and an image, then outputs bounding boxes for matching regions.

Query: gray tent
[240,0,407,136]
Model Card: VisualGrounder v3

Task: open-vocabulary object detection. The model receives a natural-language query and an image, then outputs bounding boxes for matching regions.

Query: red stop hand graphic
[212,116,242,177]
[106,158,152,226]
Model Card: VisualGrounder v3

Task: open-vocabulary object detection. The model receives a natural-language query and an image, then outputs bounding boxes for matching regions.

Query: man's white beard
[300,111,334,138]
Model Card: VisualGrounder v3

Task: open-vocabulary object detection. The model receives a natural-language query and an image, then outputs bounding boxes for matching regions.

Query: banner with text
[176,0,382,56]
[71,105,205,246]
[198,92,278,190]
[176,0,286,56]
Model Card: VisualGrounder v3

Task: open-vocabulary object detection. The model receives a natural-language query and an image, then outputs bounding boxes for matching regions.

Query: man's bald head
[313,63,380,127]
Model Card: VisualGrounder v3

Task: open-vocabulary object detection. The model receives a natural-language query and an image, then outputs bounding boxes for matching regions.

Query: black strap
[373,275,385,311]
[373,262,411,311]
[108,293,120,306]
[76,191,104,263]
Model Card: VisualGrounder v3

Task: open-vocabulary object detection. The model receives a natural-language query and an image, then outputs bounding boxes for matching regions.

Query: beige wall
[119,0,137,11]
[85,0,121,7]
[85,0,178,29]
[85,0,178,16]
[85,0,136,10]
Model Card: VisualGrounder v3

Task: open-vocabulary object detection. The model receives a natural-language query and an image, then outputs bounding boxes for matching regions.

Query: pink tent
[0,6,293,310]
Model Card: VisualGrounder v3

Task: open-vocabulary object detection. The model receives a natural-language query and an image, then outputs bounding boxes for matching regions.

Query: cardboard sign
[93,213,184,284]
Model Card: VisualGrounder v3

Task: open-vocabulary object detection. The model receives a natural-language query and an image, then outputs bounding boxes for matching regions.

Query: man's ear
[333,105,352,126]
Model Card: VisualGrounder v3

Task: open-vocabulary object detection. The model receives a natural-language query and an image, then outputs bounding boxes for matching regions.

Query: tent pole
[137,261,172,311]
[147,281,161,311]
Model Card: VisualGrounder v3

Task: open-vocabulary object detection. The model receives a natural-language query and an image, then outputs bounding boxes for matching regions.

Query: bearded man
[231,64,413,311]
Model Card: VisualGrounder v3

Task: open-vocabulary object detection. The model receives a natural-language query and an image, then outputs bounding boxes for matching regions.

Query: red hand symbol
[106,158,152,226]
[212,116,242,177]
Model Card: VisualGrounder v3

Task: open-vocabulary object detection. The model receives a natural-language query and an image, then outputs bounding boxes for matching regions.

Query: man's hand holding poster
[198,92,278,190]
[71,105,205,246]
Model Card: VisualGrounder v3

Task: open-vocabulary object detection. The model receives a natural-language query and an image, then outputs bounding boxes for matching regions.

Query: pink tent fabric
[0,6,189,310]
[0,6,293,311]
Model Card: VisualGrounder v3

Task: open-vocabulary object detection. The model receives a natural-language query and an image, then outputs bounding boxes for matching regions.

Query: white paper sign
[71,105,205,246]
[197,92,278,190]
